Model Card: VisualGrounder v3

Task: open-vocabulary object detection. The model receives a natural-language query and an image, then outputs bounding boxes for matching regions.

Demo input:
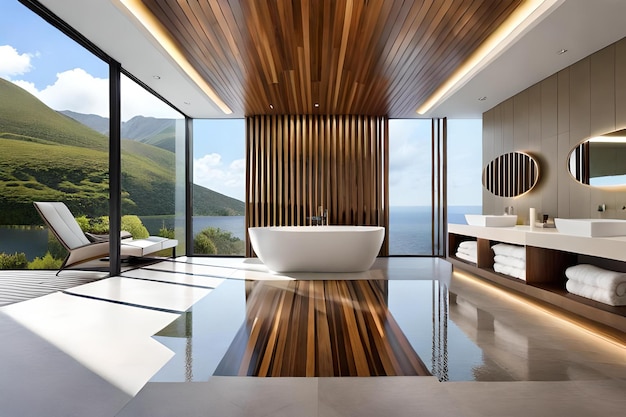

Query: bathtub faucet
[315,206,329,226]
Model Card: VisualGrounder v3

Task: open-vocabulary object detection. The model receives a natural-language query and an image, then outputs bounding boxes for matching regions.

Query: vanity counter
[447,223,626,335]
[449,223,626,263]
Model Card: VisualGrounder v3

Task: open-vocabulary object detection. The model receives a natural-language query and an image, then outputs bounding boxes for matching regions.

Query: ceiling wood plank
[142,0,523,117]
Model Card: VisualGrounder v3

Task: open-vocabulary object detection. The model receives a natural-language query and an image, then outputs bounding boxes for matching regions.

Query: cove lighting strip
[118,0,233,114]
[453,270,626,349]
[416,0,560,115]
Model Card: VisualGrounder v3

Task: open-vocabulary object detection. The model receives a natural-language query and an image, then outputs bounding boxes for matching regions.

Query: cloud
[0,45,34,78]
[3,42,181,121]
[193,153,246,201]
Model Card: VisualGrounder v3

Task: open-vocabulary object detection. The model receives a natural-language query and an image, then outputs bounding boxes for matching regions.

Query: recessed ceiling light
[119,0,233,115]
[314,103,320,108]
[557,48,568,55]
[478,96,487,101]
[269,104,274,109]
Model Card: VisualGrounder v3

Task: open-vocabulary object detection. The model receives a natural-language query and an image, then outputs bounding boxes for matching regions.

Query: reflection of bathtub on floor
[248,226,385,273]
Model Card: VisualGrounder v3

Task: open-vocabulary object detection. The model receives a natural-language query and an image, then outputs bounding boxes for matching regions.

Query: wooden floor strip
[214,280,431,377]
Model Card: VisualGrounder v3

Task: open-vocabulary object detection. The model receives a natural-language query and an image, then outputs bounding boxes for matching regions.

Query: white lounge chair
[34,202,177,275]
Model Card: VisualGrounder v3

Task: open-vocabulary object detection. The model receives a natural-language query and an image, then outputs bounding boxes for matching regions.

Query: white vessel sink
[465,214,517,227]
[554,218,626,237]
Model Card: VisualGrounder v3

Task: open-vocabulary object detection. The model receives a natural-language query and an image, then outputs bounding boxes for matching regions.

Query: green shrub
[121,215,149,239]
[194,232,218,254]
[193,227,244,255]
[158,222,175,239]
[28,252,63,269]
[0,252,28,269]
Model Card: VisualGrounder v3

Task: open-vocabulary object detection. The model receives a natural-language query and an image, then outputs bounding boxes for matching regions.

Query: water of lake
[0,206,480,260]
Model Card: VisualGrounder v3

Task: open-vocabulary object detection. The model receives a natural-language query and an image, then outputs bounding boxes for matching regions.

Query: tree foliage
[193,227,244,255]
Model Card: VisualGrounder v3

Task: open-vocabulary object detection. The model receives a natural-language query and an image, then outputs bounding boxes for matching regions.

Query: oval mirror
[482,152,539,197]
[568,128,626,187]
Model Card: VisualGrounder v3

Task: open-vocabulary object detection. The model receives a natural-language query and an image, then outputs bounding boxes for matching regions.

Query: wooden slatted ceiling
[142,0,523,117]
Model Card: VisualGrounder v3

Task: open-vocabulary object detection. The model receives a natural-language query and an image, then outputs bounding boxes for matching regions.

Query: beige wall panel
[615,38,626,129]
[539,135,559,219]
[557,69,570,135]
[541,75,559,139]
[513,90,530,151]
[484,37,626,221]
[590,44,616,136]
[557,132,571,218]
[568,58,591,146]
[528,83,542,153]
[482,109,495,214]
[502,98,515,153]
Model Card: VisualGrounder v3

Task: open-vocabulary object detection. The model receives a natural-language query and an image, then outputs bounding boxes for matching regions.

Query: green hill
[0,78,244,225]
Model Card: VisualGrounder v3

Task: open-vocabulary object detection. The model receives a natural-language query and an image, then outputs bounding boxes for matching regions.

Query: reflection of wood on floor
[214,280,431,377]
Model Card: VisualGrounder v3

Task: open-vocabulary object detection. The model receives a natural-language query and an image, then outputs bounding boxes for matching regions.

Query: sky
[0,0,483,206]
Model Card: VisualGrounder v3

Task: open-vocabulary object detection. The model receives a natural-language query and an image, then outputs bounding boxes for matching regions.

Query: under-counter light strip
[416,0,559,115]
[452,270,626,349]
[117,0,233,114]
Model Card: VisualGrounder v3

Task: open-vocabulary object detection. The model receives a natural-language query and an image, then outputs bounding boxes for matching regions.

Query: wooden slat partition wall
[246,114,388,256]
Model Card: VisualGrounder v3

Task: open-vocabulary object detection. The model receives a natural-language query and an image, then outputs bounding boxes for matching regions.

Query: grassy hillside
[0,78,108,151]
[0,78,244,225]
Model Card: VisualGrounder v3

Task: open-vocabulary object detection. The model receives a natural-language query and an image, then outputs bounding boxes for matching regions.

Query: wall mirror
[482,152,539,197]
[569,128,626,187]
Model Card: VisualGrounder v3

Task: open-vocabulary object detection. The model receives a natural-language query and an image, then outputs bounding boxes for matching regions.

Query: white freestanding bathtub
[248,226,385,273]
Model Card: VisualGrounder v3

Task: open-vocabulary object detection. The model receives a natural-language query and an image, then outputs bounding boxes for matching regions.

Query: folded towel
[455,251,477,264]
[566,280,626,306]
[458,241,477,250]
[457,246,477,257]
[565,264,626,295]
[491,243,525,260]
[494,262,526,280]
[494,254,526,270]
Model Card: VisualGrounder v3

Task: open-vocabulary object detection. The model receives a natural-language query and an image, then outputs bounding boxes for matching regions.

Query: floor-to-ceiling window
[192,119,245,255]
[388,119,434,255]
[119,74,186,254]
[447,119,483,223]
[0,0,187,270]
[0,0,110,269]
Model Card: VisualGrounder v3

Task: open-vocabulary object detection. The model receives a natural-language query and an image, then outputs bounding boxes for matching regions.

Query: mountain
[60,111,176,152]
[0,78,244,224]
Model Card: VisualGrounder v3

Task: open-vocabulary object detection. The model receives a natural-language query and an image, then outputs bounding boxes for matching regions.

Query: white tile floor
[0,257,624,417]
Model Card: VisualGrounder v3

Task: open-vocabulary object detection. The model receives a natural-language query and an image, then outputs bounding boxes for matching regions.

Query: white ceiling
[38,0,626,119]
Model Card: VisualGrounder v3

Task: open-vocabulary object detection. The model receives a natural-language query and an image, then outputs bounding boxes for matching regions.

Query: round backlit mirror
[568,128,626,187]
[482,152,539,197]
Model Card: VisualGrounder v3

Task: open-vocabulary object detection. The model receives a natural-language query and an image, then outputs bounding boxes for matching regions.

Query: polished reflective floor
[1,257,625,417]
[136,258,626,383]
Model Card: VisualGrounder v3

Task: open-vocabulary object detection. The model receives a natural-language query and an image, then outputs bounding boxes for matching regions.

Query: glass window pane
[120,74,185,254]
[0,1,109,270]
[388,120,433,255]
[447,119,483,223]
[192,119,246,256]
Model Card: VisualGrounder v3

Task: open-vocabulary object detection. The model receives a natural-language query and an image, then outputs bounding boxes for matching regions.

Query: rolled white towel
[491,243,525,260]
[455,251,477,264]
[565,264,626,295]
[494,262,526,280]
[566,280,626,306]
[494,254,526,270]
